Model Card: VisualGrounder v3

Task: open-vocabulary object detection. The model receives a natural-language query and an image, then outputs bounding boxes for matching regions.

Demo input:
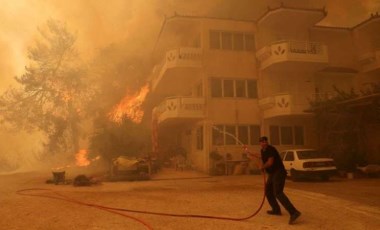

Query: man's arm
[261,157,274,170]
[247,152,261,159]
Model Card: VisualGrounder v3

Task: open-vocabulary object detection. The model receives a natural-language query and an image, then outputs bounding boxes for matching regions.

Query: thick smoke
[0,0,379,172]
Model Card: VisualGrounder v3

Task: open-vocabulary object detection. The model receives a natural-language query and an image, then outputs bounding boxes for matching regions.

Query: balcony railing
[256,40,328,70]
[259,93,313,118]
[151,47,203,91]
[153,97,205,124]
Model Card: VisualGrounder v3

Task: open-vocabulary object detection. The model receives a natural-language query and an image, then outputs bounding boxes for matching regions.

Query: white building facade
[149,6,380,173]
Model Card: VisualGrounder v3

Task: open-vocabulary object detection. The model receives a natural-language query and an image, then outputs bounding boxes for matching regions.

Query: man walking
[252,136,301,224]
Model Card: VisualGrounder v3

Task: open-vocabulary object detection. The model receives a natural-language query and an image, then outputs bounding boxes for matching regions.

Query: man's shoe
[289,211,301,224]
[266,210,282,216]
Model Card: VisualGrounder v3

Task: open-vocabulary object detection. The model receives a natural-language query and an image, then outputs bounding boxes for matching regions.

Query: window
[284,152,294,161]
[210,31,220,49]
[211,78,222,97]
[245,34,255,51]
[196,126,203,150]
[269,126,280,145]
[225,125,236,145]
[196,82,203,97]
[209,30,255,51]
[210,78,257,99]
[249,125,260,145]
[238,126,248,145]
[269,125,305,146]
[213,124,260,146]
[212,125,224,145]
[221,32,232,50]
[223,80,234,97]
[247,80,258,98]
[281,126,293,145]
[233,33,244,51]
[294,126,304,145]
[235,80,246,97]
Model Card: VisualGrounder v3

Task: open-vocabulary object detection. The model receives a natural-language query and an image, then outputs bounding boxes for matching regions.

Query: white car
[280,149,337,181]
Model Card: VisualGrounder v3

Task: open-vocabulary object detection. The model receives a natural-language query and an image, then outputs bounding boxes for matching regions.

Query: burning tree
[86,43,152,162]
[0,19,91,155]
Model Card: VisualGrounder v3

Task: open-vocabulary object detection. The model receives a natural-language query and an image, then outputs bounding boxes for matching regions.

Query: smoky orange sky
[0,0,379,172]
[1,0,380,92]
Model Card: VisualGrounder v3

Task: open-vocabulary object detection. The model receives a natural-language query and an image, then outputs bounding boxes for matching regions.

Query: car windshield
[297,150,328,159]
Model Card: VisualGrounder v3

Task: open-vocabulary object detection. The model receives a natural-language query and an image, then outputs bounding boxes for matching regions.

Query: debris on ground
[73,174,102,186]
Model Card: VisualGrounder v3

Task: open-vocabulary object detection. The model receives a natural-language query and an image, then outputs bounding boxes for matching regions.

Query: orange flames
[108,84,150,124]
[75,149,91,167]
[52,149,100,171]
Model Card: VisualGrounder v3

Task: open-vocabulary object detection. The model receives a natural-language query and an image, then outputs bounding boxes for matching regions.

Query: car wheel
[290,169,299,181]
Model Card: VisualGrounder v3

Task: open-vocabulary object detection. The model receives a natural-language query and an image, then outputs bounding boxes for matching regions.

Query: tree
[0,19,90,154]
[308,83,380,169]
[88,115,151,163]
[86,43,153,161]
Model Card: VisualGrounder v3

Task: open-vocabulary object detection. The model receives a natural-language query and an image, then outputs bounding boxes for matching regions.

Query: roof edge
[257,2,327,24]
[351,12,380,30]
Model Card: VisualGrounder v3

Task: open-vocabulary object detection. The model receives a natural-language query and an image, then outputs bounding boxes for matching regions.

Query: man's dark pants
[265,170,297,215]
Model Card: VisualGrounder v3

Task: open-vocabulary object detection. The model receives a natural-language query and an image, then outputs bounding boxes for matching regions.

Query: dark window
[238,126,248,145]
[221,32,232,50]
[235,80,245,97]
[223,80,234,97]
[284,152,294,161]
[294,126,304,145]
[209,30,255,51]
[281,126,293,145]
[247,80,258,98]
[245,34,255,51]
[225,125,236,145]
[196,126,203,150]
[212,125,224,145]
[269,126,280,145]
[249,125,260,145]
[233,33,244,51]
[211,78,222,97]
[211,79,257,99]
[210,31,220,49]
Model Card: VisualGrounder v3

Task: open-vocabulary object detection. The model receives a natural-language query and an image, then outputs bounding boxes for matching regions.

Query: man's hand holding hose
[243,145,264,171]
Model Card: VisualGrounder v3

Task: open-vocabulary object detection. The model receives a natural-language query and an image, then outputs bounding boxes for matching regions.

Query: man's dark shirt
[261,145,286,174]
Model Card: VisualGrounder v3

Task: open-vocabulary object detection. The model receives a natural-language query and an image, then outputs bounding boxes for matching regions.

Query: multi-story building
[148,5,380,173]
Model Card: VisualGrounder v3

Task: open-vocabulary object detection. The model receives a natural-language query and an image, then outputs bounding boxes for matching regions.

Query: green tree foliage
[0,19,91,154]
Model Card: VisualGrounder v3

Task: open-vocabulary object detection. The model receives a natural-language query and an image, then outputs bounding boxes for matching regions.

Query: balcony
[153,97,205,126]
[259,93,312,119]
[151,47,203,95]
[256,40,328,72]
[358,50,380,73]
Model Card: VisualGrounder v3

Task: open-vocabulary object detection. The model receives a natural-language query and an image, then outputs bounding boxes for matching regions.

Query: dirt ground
[1,169,380,230]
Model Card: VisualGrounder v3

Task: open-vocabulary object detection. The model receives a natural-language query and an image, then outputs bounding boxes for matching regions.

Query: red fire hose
[16,170,266,230]
[16,150,266,230]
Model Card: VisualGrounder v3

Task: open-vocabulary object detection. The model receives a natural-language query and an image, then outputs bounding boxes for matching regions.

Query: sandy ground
[0,169,380,230]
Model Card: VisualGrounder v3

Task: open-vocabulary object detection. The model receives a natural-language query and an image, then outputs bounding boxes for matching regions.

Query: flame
[108,84,150,124]
[52,151,100,171]
[75,149,91,167]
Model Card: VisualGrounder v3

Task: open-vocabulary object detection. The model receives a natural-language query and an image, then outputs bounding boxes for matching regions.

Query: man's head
[259,136,268,148]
